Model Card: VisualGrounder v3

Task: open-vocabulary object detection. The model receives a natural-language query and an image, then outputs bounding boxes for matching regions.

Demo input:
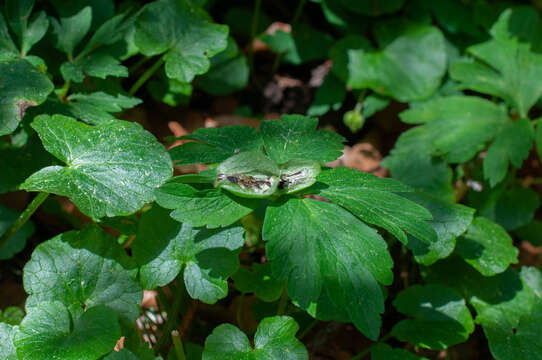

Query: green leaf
[516,220,542,247]
[383,127,455,202]
[259,24,334,65]
[490,7,542,50]
[392,284,475,350]
[134,206,244,303]
[263,197,393,340]
[471,186,540,231]
[399,96,509,163]
[104,349,140,360]
[232,262,283,302]
[537,121,542,161]
[215,151,280,198]
[0,204,34,260]
[371,344,427,360]
[0,307,24,325]
[23,225,142,323]
[403,192,474,266]
[483,118,534,187]
[5,0,49,56]
[455,217,518,276]
[0,59,54,136]
[135,0,228,82]
[60,50,129,83]
[0,11,18,58]
[0,323,17,360]
[337,0,404,16]
[14,302,121,360]
[50,6,92,58]
[198,56,248,95]
[316,167,436,245]
[307,72,346,116]
[66,92,142,125]
[202,316,308,360]
[21,114,172,218]
[148,72,193,107]
[155,182,259,228]
[260,115,345,164]
[169,126,263,165]
[450,37,542,118]
[331,25,446,102]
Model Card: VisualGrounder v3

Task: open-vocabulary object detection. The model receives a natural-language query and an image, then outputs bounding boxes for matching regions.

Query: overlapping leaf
[392,284,475,350]
[316,167,437,244]
[21,114,172,218]
[23,225,142,323]
[263,197,393,340]
[232,262,283,302]
[133,206,244,303]
[0,59,54,135]
[5,0,49,57]
[14,302,121,360]
[66,92,142,125]
[0,323,17,360]
[0,205,34,260]
[202,316,308,360]
[135,0,228,82]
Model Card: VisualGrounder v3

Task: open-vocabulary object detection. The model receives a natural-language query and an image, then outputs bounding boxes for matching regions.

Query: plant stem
[248,0,262,76]
[276,284,288,315]
[271,0,307,74]
[236,293,245,329]
[58,80,71,101]
[0,192,49,249]
[154,281,185,355]
[171,330,186,360]
[129,55,151,74]
[350,333,392,360]
[298,319,318,339]
[129,56,165,96]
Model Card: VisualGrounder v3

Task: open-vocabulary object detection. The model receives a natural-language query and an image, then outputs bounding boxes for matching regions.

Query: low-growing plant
[1,0,542,359]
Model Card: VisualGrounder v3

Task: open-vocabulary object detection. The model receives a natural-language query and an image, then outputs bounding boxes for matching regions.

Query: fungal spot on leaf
[16,99,37,120]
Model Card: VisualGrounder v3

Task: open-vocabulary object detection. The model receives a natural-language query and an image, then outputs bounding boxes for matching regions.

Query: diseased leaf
[202,316,308,360]
[392,284,475,350]
[455,217,518,276]
[277,159,320,194]
[371,344,428,360]
[232,262,283,302]
[263,197,393,340]
[450,37,542,117]
[21,114,172,218]
[0,323,17,360]
[399,96,509,163]
[133,206,244,303]
[316,167,436,245]
[67,92,142,125]
[0,59,54,136]
[403,192,474,266]
[23,225,142,323]
[155,182,259,228]
[14,302,121,360]
[484,118,534,187]
[260,115,345,164]
[331,25,446,102]
[0,204,35,260]
[135,0,228,82]
[169,126,262,165]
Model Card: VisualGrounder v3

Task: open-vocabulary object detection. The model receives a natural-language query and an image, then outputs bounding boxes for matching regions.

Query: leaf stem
[129,55,165,96]
[154,281,185,355]
[57,80,71,101]
[350,333,392,360]
[297,319,318,339]
[236,293,245,329]
[248,0,262,77]
[129,55,151,74]
[0,192,49,250]
[171,330,186,360]
[276,283,288,315]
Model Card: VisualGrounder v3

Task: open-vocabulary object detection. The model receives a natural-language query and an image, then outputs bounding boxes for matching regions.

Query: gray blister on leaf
[215,151,280,198]
[278,159,321,194]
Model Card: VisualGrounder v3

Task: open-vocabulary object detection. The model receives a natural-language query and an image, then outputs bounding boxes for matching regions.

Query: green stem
[298,319,318,339]
[236,293,245,329]
[58,80,71,101]
[129,56,165,96]
[171,330,186,360]
[154,281,185,355]
[129,55,151,74]
[350,333,392,360]
[248,0,262,76]
[276,284,288,315]
[271,0,307,74]
[0,192,49,249]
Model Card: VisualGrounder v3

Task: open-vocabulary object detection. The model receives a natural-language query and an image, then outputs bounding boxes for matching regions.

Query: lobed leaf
[0,323,17,360]
[21,114,173,218]
[232,262,283,302]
